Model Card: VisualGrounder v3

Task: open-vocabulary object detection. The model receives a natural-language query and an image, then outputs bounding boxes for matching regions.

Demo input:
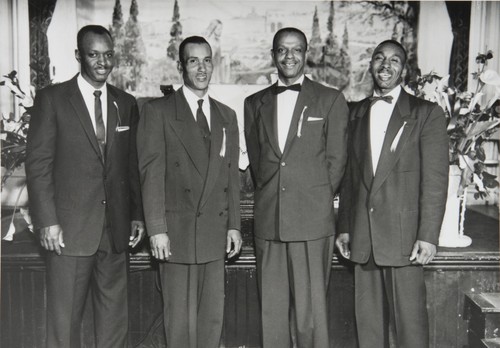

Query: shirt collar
[373,85,401,101]
[183,85,209,106]
[77,73,106,95]
[277,75,305,87]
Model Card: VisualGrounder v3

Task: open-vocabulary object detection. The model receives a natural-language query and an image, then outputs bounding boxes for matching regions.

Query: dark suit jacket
[26,75,143,256]
[137,88,240,264]
[244,77,349,241]
[338,90,449,266]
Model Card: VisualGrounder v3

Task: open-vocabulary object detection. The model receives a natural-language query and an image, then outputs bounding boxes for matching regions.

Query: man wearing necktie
[244,27,349,347]
[137,36,242,348]
[26,25,145,347]
[336,40,449,348]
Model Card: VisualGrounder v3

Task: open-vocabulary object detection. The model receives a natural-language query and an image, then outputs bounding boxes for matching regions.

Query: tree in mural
[167,0,183,61]
[307,6,323,66]
[317,1,350,90]
[123,0,146,91]
[109,0,126,90]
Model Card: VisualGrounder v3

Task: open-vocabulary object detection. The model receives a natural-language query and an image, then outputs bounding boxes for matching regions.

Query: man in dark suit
[336,40,449,348]
[137,36,242,348]
[244,27,349,348]
[26,25,145,347]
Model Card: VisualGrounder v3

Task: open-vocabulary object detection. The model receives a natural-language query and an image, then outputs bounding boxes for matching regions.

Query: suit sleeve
[243,96,260,182]
[337,116,353,236]
[418,104,449,244]
[128,98,144,221]
[136,101,168,236]
[25,89,58,229]
[227,110,241,231]
[326,91,349,195]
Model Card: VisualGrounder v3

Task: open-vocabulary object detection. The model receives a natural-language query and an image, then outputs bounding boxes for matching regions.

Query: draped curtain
[446,1,471,91]
[29,0,57,90]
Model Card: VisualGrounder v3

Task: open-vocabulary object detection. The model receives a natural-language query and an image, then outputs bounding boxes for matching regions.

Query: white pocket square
[390,121,407,152]
[116,126,130,132]
[307,116,324,121]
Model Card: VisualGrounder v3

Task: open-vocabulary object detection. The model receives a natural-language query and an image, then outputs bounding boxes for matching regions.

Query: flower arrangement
[1,70,34,240]
[1,71,33,184]
[407,52,500,200]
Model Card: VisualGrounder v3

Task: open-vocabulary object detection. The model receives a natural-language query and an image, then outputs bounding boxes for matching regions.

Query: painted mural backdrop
[78,0,418,101]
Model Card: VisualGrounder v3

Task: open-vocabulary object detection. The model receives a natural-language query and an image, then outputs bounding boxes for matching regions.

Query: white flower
[480,70,500,86]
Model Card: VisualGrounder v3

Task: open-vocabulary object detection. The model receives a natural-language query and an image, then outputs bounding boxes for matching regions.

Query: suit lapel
[68,77,103,164]
[105,85,118,161]
[282,77,317,159]
[258,84,282,158]
[199,99,226,208]
[170,89,209,178]
[371,91,416,194]
[352,99,374,190]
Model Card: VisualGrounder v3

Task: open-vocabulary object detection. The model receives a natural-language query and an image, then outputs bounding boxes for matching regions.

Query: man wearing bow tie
[244,27,349,347]
[137,36,242,348]
[336,40,449,348]
[26,25,145,347]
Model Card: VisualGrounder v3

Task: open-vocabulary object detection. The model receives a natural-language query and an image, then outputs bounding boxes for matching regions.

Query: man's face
[76,32,114,89]
[272,31,307,85]
[178,43,213,98]
[370,42,406,95]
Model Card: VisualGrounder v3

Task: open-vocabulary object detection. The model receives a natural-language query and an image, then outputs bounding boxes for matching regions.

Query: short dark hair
[272,27,308,51]
[178,36,211,66]
[77,25,113,52]
[373,39,407,64]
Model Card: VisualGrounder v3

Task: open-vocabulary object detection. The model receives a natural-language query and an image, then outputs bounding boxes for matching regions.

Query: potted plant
[1,70,34,240]
[408,51,500,247]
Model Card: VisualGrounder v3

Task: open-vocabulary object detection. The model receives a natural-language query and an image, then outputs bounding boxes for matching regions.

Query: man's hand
[226,229,242,259]
[335,233,351,259]
[129,220,146,248]
[150,233,171,261]
[410,240,436,265]
[40,224,65,255]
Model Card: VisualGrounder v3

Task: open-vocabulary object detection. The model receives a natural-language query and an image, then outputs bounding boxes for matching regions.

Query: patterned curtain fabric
[446,1,471,91]
[29,0,57,90]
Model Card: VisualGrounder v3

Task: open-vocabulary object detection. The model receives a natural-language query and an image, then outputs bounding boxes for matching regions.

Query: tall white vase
[438,165,472,247]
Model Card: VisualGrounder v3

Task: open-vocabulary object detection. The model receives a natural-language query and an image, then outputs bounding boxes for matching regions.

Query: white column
[469,1,500,102]
[47,0,78,83]
[0,0,30,121]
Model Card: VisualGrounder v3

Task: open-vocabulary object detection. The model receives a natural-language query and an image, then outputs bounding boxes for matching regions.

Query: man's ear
[270,49,275,66]
[75,49,81,63]
[177,61,183,75]
[401,64,408,81]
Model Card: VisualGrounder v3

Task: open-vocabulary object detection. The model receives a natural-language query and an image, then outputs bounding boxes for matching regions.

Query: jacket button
[281,162,286,167]
[281,187,286,192]
[185,188,191,193]
[101,200,106,205]
[219,212,224,216]
[197,212,202,217]
[175,162,180,167]
[370,208,374,213]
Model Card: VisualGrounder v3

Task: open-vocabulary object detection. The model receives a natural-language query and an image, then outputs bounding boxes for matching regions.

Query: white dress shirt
[77,74,108,140]
[370,85,401,174]
[277,75,304,152]
[183,86,211,130]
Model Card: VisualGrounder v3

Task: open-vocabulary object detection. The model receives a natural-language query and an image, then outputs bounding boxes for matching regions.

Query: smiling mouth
[377,70,393,81]
[196,74,207,81]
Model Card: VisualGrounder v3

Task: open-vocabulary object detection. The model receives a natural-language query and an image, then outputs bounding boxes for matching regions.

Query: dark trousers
[45,230,128,348]
[159,258,225,348]
[354,256,429,348]
[255,236,334,348]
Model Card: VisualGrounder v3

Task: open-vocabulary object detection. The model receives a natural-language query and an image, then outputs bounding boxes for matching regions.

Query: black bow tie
[369,95,393,106]
[274,84,302,94]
